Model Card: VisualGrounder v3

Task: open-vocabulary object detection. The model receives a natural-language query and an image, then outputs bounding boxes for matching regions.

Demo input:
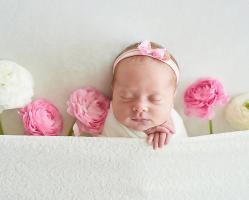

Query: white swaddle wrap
[102,102,188,138]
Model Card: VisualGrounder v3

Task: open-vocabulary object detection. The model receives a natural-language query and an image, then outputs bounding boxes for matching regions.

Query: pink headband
[113,40,179,83]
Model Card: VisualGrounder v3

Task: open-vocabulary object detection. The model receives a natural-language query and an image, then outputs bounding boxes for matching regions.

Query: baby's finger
[164,133,172,145]
[145,127,157,135]
[155,126,174,135]
[148,126,168,134]
[161,123,175,134]
[145,124,175,135]
[149,125,165,133]
[163,126,175,134]
[159,132,166,148]
[153,133,159,150]
[147,134,154,145]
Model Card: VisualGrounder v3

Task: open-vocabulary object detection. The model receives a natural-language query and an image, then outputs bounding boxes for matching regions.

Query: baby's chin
[122,119,153,132]
[130,126,149,132]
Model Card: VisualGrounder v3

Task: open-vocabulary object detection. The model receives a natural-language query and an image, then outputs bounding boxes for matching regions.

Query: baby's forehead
[114,56,171,74]
[113,56,176,81]
[122,55,162,65]
[113,72,176,94]
[116,84,170,93]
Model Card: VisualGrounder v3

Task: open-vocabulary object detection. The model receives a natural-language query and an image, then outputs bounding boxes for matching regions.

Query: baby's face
[112,56,176,131]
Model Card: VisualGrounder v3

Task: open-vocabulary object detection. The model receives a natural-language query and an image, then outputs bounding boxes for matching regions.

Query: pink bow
[137,40,170,61]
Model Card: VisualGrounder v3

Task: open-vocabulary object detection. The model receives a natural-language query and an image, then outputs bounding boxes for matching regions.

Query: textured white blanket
[1,131,249,200]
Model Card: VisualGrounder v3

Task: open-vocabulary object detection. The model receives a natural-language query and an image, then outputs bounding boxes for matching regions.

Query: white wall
[0,0,248,136]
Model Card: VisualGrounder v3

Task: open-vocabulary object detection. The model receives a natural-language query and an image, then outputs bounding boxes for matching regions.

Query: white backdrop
[0,0,248,136]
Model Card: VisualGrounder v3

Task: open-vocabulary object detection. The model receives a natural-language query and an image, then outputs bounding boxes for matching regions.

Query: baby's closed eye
[149,95,166,105]
[120,94,135,101]
[149,95,162,102]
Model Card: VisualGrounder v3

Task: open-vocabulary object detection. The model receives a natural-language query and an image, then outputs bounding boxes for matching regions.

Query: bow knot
[137,40,170,61]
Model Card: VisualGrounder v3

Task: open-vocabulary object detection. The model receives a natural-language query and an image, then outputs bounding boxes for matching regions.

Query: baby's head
[111,41,179,131]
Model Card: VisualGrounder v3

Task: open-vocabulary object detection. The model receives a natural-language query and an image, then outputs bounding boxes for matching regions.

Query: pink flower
[67,87,110,136]
[18,99,63,136]
[184,78,229,119]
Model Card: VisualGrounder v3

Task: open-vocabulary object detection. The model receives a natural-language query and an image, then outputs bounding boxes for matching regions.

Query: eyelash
[120,96,162,103]
[151,99,161,102]
[120,96,134,101]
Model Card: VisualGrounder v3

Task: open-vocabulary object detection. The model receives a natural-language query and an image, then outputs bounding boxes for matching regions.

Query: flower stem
[67,121,75,136]
[209,120,213,134]
[0,115,4,135]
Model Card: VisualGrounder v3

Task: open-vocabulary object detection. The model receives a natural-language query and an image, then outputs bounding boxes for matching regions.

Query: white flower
[225,93,249,130]
[0,60,34,113]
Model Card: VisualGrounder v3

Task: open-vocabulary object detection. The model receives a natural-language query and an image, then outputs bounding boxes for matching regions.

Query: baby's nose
[132,104,148,113]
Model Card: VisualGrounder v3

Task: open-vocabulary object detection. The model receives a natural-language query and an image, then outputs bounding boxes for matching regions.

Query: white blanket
[1,131,249,200]
[102,103,188,138]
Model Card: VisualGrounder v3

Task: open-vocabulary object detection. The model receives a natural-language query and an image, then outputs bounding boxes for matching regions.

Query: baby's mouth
[131,118,151,123]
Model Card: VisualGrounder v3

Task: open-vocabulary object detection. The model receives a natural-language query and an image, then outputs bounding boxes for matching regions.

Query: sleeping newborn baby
[102,40,187,149]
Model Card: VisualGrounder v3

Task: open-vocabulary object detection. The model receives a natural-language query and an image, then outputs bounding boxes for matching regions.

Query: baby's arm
[144,117,175,150]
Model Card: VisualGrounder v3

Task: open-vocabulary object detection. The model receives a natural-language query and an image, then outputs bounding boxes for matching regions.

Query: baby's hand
[145,118,175,150]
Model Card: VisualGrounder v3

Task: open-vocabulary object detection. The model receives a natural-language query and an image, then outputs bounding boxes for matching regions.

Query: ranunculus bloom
[67,87,110,136]
[0,60,34,113]
[18,99,63,136]
[225,93,249,130]
[184,78,229,119]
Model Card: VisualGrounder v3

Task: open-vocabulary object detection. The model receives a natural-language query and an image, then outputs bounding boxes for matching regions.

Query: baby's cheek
[113,102,131,121]
[151,106,171,124]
